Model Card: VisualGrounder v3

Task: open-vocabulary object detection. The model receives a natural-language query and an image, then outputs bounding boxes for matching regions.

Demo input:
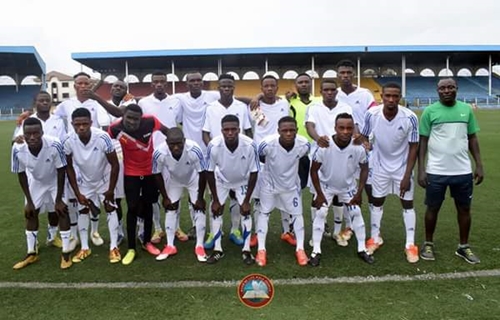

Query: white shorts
[166,178,198,204]
[259,188,302,216]
[313,184,358,206]
[77,182,109,211]
[214,182,252,206]
[371,171,414,201]
[26,180,56,213]
[115,161,125,199]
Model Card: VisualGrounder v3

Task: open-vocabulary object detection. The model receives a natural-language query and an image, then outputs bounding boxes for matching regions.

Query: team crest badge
[237,273,274,308]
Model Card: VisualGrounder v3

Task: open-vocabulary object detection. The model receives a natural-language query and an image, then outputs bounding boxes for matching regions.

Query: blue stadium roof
[72,45,500,75]
[0,46,46,76]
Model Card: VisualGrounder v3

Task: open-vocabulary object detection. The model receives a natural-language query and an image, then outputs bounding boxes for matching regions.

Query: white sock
[310,206,316,223]
[370,205,383,242]
[241,215,252,251]
[137,217,144,237]
[332,205,343,235]
[118,220,124,237]
[212,215,223,251]
[312,206,328,254]
[68,202,79,240]
[229,198,240,233]
[343,205,352,229]
[257,212,270,251]
[165,210,177,247]
[153,202,162,231]
[91,217,99,235]
[107,211,119,249]
[252,199,260,234]
[193,210,206,247]
[403,208,416,248]
[25,230,38,254]
[347,205,367,252]
[78,213,90,250]
[292,215,305,251]
[280,210,290,234]
[60,230,71,253]
[175,204,181,230]
[47,224,58,241]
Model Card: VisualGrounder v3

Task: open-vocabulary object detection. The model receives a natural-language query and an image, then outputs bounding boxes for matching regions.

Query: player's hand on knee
[103,190,115,204]
[211,200,222,216]
[76,193,89,206]
[313,194,327,210]
[55,200,68,216]
[162,196,172,209]
[193,199,206,212]
[24,202,36,219]
[348,192,362,206]
[240,201,251,216]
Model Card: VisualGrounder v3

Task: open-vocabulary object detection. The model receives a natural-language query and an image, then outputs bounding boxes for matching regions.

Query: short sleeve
[52,141,67,168]
[152,150,163,174]
[202,108,211,132]
[242,108,252,131]
[361,112,372,137]
[258,140,268,157]
[100,133,115,154]
[63,137,73,156]
[311,147,323,164]
[190,144,206,172]
[206,143,217,171]
[249,142,260,173]
[419,108,431,137]
[467,109,480,135]
[11,146,25,173]
[408,114,419,143]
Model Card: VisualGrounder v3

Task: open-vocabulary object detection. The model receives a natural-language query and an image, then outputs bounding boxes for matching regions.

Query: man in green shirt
[286,73,320,189]
[418,78,484,264]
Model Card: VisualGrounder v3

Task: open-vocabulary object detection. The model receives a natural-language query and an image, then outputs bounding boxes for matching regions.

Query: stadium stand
[0,46,46,115]
[0,85,40,111]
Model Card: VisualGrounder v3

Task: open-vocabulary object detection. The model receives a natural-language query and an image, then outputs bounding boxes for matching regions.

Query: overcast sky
[1,0,500,77]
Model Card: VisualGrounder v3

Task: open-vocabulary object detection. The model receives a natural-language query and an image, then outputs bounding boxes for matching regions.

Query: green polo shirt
[419,101,479,175]
[288,94,321,141]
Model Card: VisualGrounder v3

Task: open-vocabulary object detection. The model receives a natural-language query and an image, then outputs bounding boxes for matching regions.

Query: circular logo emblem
[237,273,274,308]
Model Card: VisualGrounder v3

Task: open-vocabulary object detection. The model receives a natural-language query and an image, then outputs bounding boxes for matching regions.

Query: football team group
[10,59,484,271]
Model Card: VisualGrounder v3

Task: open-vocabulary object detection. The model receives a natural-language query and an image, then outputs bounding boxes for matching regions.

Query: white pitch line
[1,269,499,289]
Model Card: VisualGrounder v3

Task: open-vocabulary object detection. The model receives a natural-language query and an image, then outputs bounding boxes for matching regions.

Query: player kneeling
[153,128,208,262]
[309,113,374,266]
[11,118,72,269]
[256,116,310,266]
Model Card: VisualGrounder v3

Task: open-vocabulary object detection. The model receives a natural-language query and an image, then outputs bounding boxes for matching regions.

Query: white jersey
[15,113,67,142]
[305,101,353,148]
[312,139,367,193]
[202,100,252,140]
[53,97,101,133]
[337,87,376,131]
[252,100,290,145]
[138,94,180,129]
[152,139,205,186]
[11,135,66,184]
[258,134,310,193]
[63,127,115,189]
[362,105,419,175]
[206,134,259,188]
[176,90,220,153]
[97,98,136,128]
[139,93,180,148]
